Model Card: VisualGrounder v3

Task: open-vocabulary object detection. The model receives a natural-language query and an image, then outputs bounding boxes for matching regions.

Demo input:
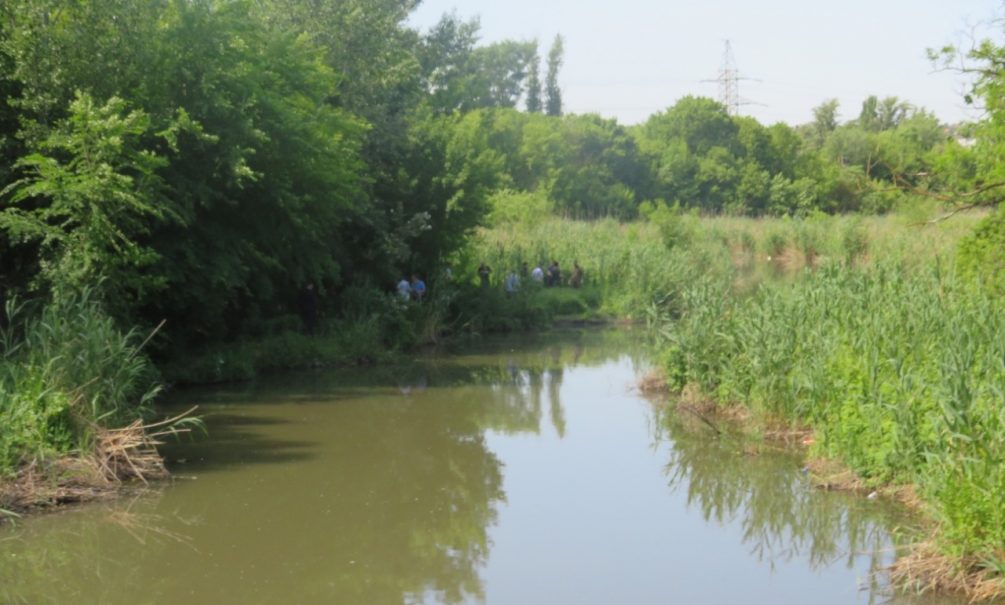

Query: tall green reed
[0,289,160,474]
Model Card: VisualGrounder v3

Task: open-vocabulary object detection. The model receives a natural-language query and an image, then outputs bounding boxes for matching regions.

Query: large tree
[0,0,367,341]
[544,35,564,117]
[525,41,542,113]
[931,28,1005,291]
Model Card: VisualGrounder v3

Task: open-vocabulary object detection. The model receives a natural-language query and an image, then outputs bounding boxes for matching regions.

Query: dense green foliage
[0,0,962,347]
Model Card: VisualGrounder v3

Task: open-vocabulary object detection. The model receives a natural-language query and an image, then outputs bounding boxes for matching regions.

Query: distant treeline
[0,0,998,347]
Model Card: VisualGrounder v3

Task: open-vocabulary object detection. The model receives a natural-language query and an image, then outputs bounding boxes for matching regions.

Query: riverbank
[160,283,610,386]
[632,210,1005,600]
[1,421,165,517]
[516,207,1005,599]
[649,381,1005,601]
[0,291,204,522]
[1,282,608,519]
[640,369,1000,601]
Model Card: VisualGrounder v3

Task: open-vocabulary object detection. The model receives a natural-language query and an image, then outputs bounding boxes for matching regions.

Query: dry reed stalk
[92,406,199,484]
[0,457,112,513]
[890,543,1005,602]
[93,419,168,484]
[805,458,871,493]
[0,406,198,516]
[636,368,667,394]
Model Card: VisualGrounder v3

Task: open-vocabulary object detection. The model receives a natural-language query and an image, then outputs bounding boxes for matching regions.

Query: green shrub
[957,207,1005,295]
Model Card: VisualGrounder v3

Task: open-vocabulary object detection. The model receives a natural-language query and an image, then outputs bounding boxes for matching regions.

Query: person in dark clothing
[299,282,319,335]
[547,261,561,287]
[478,263,492,289]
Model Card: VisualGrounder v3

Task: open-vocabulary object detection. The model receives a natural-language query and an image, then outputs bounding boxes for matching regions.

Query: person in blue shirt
[411,274,426,301]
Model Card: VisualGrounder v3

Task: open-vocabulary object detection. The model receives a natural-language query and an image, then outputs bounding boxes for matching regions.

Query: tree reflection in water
[653,407,930,604]
[0,330,643,605]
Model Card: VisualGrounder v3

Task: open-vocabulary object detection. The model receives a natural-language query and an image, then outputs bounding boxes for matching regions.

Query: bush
[957,207,1005,295]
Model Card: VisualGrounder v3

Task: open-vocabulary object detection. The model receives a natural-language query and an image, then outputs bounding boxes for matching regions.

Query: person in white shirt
[504,271,519,296]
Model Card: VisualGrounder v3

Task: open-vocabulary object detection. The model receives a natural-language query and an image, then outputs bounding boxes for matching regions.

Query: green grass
[465,211,981,316]
[628,211,1003,578]
[0,290,160,475]
[660,258,1005,568]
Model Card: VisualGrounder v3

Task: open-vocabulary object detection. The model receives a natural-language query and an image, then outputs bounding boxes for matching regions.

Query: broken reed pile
[1,408,197,515]
[0,289,194,516]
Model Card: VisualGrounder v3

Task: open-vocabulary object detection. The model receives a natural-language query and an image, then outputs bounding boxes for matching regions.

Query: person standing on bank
[570,261,584,288]
[397,276,411,301]
[411,274,426,301]
[531,265,544,283]
[547,260,561,287]
[478,263,492,289]
[505,270,520,297]
[299,281,319,336]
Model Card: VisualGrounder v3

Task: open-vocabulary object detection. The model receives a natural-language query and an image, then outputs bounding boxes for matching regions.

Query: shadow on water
[159,413,317,473]
[1,405,504,604]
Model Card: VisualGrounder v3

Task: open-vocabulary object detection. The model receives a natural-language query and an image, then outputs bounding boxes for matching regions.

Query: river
[0,329,969,604]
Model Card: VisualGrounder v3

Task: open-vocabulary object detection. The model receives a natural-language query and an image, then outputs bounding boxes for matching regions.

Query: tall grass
[465,219,709,317]
[0,290,160,475]
[623,210,1004,585]
[466,212,979,316]
[662,260,1005,573]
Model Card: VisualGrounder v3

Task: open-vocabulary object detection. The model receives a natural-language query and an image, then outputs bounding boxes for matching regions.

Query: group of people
[397,274,427,302]
[299,258,585,334]
[489,259,585,295]
[532,260,584,288]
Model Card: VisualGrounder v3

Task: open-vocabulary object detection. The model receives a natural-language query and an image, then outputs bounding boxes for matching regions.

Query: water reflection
[0,331,635,605]
[1,330,965,605]
[1,399,505,604]
[653,407,934,604]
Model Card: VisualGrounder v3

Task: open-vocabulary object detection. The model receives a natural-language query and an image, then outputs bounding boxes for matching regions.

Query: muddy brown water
[0,330,973,604]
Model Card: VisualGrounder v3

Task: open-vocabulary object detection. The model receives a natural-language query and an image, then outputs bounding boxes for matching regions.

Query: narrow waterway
[0,330,967,604]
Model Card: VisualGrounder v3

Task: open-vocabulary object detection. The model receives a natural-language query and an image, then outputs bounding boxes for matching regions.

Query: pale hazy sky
[408,0,1003,126]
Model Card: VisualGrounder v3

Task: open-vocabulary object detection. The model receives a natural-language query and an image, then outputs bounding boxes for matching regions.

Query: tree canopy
[0,0,982,348]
